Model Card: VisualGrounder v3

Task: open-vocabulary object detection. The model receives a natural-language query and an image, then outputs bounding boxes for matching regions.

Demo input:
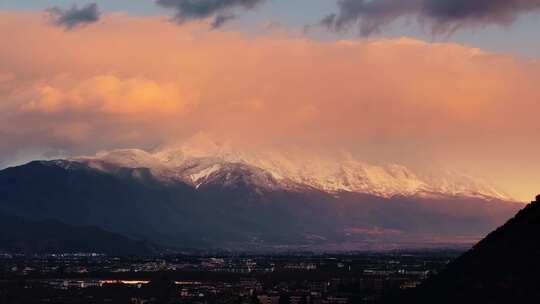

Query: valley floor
[0,251,461,304]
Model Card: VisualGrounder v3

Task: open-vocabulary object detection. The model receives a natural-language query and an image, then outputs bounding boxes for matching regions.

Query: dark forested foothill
[390,195,540,304]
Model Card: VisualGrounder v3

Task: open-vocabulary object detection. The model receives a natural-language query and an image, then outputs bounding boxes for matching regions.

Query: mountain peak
[0,159,522,251]
[69,136,512,201]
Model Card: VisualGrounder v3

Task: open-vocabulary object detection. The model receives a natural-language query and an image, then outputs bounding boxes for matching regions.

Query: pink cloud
[1,12,539,199]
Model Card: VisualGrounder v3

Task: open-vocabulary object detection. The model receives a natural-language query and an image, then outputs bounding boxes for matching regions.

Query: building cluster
[0,251,459,304]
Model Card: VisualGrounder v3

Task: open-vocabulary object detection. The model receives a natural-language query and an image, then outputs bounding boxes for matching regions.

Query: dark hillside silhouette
[398,195,540,303]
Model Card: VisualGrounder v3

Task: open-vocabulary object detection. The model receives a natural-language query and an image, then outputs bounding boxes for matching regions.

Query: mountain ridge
[71,138,512,201]
[0,158,521,251]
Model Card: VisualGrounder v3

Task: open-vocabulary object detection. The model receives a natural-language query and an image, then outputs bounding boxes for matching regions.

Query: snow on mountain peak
[70,136,511,201]
[153,133,247,166]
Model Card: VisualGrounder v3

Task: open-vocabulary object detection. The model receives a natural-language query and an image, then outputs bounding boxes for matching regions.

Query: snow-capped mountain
[0,138,522,251]
[72,135,510,201]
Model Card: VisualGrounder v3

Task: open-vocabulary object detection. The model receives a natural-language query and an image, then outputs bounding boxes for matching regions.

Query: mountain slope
[0,213,156,255]
[402,195,540,303]
[0,160,521,251]
[0,161,316,248]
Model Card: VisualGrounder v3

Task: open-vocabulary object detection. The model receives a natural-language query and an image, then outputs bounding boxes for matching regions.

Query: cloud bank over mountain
[0,12,539,199]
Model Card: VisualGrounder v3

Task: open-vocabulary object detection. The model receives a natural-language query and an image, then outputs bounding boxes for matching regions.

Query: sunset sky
[1,1,540,201]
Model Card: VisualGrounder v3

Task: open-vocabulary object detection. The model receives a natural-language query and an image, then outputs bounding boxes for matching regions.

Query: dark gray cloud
[156,0,266,28]
[47,3,100,30]
[211,13,237,29]
[323,0,540,36]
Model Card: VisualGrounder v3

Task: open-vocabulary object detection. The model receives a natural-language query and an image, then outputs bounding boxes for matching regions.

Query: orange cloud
[0,12,539,200]
[21,75,189,116]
